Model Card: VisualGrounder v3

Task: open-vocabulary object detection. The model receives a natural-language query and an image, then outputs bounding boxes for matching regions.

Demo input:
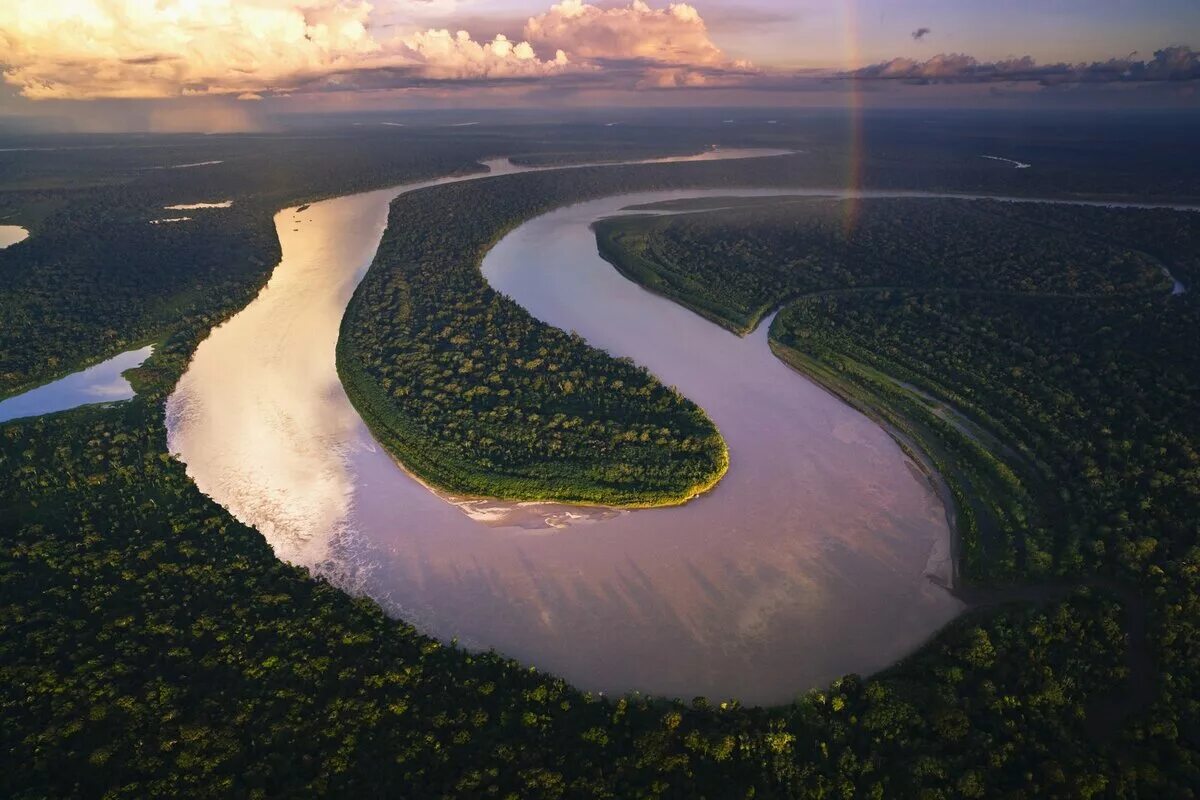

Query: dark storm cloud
[232,54,761,98]
[120,54,181,66]
[236,43,1198,99]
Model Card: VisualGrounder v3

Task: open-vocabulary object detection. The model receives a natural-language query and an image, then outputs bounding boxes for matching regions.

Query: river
[163,154,1196,703]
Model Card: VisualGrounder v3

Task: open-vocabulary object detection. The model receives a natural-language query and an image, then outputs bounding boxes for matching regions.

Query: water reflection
[167,156,965,704]
[0,345,153,423]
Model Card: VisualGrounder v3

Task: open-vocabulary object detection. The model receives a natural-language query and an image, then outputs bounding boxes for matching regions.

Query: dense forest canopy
[595,196,1169,334]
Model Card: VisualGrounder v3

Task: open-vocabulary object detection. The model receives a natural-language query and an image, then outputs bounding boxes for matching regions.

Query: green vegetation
[591,194,1200,792]
[6,119,1200,796]
[775,289,1200,578]
[0,357,1155,796]
[337,175,733,505]
[770,286,1200,791]
[337,168,836,506]
[594,196,1169,334]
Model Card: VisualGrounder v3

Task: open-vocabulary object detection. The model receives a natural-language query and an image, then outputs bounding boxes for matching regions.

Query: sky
[0,0,1197,130]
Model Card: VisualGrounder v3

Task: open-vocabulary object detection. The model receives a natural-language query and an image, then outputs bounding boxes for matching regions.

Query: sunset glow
[1,0,1196,125]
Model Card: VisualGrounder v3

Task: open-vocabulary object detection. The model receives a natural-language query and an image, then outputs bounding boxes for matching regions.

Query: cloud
[0,0,744,100]
[400,30,569,80]
[525,1,725,65]
[2,0,1193,105]
[0,0,570,100]
[522,0,750,87]
[1,0,380,99]
[848,45,1200,85]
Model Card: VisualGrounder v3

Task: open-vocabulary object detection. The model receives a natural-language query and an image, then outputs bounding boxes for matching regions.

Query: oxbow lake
[0,346,153,424]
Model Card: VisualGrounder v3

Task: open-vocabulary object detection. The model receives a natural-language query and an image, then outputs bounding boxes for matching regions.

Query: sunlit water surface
[0,225,28,249]
[166,154,971,703]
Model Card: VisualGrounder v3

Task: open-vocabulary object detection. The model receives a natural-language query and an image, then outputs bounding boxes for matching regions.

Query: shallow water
[168,156,1198,703]
[0,345,153,424]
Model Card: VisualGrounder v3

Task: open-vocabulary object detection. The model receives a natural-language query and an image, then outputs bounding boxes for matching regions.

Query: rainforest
[2,110,1200,799]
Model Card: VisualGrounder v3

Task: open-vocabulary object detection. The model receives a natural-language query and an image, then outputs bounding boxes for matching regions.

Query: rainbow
[841,0,864,236]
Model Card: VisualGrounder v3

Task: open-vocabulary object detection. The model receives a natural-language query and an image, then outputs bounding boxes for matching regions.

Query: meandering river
[164,153,1195,703]
[164,152,962,703]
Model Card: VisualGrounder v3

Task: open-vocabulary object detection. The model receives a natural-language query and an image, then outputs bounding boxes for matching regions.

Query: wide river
[168,152,1193,703]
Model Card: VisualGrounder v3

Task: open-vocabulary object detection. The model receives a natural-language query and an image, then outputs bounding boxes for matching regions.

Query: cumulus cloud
[849,46,1200,85]
[0,0,570,100]
[4,0,1191,103]
[401,30,569,80]
[1,0,380,99]
[522,0,751,90]
[525,1,724,66]
[0,0,749,101]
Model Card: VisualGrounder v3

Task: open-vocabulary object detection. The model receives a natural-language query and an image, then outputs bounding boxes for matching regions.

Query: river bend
[176,154,1176,703]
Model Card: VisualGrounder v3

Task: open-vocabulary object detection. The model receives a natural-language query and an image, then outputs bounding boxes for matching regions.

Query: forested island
[4,116,1200,796]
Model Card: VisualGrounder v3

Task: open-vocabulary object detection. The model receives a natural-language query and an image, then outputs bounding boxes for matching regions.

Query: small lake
[0,225,29,249]
[0,345,154,424]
